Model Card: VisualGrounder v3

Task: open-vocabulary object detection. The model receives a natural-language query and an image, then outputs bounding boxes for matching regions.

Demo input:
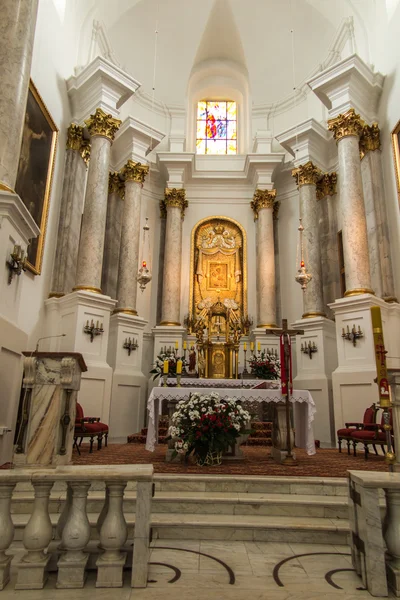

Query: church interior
[1,0,400,598]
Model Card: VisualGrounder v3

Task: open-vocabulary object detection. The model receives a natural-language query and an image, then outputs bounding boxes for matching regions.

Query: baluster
[383,488,400,593]
[131,480,152,588]
[15,480,54,589]
[96,482,128,588]
[56,484,73,548]
[57,482,91,589]
[0,482,16,590]
[96,485,109,538]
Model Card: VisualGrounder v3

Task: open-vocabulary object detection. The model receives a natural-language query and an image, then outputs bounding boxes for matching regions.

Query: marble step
[10,512,350,545]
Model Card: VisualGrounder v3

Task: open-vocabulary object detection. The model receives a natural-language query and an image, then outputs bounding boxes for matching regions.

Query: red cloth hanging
[280,333,293,395]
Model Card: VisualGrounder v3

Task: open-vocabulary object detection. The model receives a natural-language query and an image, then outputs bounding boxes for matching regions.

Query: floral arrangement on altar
[248,349,281,380]
[150,347,188,380]
[168,392,251,466]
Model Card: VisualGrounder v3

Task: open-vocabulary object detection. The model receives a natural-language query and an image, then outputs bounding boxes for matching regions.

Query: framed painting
[15,79,58,274]
[392,119,400,206]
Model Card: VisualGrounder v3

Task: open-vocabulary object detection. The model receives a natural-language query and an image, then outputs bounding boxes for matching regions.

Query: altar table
[145,385,316,455]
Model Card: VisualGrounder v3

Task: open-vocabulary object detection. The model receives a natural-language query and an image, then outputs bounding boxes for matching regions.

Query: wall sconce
[123,337,138,356]
[6,244,26,284]
[342,324,363,347]
[83,320,104,343]
[301,341,318,359]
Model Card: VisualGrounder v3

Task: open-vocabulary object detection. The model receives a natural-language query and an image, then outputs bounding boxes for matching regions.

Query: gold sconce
[6,244,26,284]
[83,320,104,342]
[123,337,138,356]
[301,341,318,359]
[342,324,363,347]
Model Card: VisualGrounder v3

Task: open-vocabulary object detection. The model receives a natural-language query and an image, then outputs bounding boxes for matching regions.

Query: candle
[86,320,89,327]
[96,320,99,328]
[183,341,187,350]
[250,342,254,352]
[163,360,169,374]
[342,327,345,336]
[257,342,261,352]
[243,342,247,351]
[175,340,179,349]
[176,359,182,374]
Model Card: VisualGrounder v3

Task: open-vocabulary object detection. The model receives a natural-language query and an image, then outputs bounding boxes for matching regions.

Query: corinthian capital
[359,123,381,160]
[250,189,276,220]
[316,172,337,201]
[108,172,125,200]
[85,108,121,141]
[292,161,321,187]
[164,188,188,219]
[121,160,149,184]
[328,108,364,142]
[66,124,84,151]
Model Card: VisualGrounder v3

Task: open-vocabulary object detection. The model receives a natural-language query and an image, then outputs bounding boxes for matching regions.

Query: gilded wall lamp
[342,324,363,347]
[294,219,312,291]
[137,218,152,291]
[6,244,27,284]
[123,337,138,356]
[83,320,104,342]
[301,341,318,359]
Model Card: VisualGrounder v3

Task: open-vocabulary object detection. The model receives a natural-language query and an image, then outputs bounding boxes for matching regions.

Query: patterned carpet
[71,443,390,477]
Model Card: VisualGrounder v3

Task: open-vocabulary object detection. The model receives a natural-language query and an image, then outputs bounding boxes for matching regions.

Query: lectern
[13,352,87,467]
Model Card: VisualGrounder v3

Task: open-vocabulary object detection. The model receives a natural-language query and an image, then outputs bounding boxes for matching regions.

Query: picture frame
[15,79,58,275]
[391,119,400,206]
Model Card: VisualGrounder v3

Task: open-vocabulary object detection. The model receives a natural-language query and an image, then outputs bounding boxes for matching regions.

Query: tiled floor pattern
[3,540,393,599]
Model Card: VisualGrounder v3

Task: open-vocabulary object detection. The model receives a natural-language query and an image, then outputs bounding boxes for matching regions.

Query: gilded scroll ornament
[85,108,121,141]
[80,140,91,165]
[328,108,364,141]
[250,189,277,220]
[292,161,322,187]
[164,187,188,218]
[316,172,337,201]
[108,171,125,200]
[359,123,381,160]
[66,124,84,151]
[121,159,149,184]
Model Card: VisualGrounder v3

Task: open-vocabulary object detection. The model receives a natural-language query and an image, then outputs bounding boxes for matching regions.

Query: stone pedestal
[13,353,86,467]
[292,317,337,447]
[271,403,296,463]
[107,313,148,441]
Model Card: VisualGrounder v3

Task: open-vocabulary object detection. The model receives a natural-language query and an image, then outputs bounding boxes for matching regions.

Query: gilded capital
[80,140,91,166]
[359,123,381,160]
[328,108,364,142]
[316,172,337,201]
[66,124,84,151]
[250,189,276,220]
[85,108,121,141]
[121,160,149,184]
[273,201,281,220]
[164,187,188,219]
[292,161,321,187]
[108,171,125,200]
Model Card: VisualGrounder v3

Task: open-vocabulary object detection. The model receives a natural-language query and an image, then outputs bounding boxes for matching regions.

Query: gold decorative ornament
[344,287,374,297]
[328,108,364,141]
[121,159,149,184]
[0,182,15,193]
[84,108,121,141]
[302,311,326,318]
[316,172,337,201]
[159,320,181,326]
[359,123,380,160]
[383,296,398,303]
[66,124,84,152]
[48,292,65,298]
[108,172,125,200]
[250,189,276,220]
[273,201,281,220]
[164,188,188,219]
[113,308,138,316]
[258,323,278,329]
[292,161,322,187]
[80,140,91,166]
[72,285,102,294]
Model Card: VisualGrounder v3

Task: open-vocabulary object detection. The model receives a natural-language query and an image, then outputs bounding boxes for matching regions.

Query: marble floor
[3,539,393,599]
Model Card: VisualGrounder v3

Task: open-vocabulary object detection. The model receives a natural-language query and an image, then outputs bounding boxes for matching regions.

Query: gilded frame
[391,119,400,206]
[15,79,58,274]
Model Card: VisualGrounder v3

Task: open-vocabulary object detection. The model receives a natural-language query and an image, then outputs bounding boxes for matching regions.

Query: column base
[56,553,89,589]
[344,288,374,297]
[159,321,181,326]
[96,553,127,588]
[302,311,326,318]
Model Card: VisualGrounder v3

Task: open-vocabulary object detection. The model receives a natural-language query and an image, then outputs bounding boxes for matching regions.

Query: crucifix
[269,318,304,466]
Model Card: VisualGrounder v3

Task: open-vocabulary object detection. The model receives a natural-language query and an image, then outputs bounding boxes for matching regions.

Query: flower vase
[196,450,223,467]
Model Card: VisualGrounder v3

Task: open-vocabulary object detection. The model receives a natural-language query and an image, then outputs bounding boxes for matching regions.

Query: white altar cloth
[162,378,280,389]
[145,386,316,455]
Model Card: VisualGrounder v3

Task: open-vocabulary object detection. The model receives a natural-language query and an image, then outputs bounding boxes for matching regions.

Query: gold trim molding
[292,161,322,187]
[328,108,364,142]
[121,160,149,184]
[109,172,125,200]
[163,188,188,219]
[72,285,102,294]
[48,292,65,298]
[302,311,326,318]
[383,296,398,304]
[250,189,277,220]
[0,182,15,193]
[159,320,181,326]
[258,323,278,329]
[344,287,374,297]
[114,308,138,316]
[359,123,381,160]
[85,108,121,141]
[316,172,337,201]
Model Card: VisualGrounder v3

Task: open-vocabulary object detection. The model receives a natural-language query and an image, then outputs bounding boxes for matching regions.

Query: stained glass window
[196,101,237,155]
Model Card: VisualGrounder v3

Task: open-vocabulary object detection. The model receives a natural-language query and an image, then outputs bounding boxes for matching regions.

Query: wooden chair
[74,402,109,454]
[351,408,393,459]
[336,404,377,454]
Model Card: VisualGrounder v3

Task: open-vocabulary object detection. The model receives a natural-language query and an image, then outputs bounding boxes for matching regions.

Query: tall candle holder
[83,320,104,343]
[242,347,249,376]
[162,373,168,387]
[301,341,318,359]
[342,324,363,347]
[6,244,27,284]
[176,373,182,387]
[182,346,188,376]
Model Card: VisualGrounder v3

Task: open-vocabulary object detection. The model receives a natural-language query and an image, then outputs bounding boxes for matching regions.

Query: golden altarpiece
[187,217,250,378]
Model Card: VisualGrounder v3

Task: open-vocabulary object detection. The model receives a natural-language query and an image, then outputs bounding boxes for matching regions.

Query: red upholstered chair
[336,404,377,454]
[351,408,393,459]
[74,403,109,454]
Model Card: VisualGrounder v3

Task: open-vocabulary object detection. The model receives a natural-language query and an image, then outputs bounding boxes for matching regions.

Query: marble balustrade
[0,465,153,591]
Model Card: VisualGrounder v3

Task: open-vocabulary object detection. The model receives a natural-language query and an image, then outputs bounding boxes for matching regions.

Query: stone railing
[0,464,153,590]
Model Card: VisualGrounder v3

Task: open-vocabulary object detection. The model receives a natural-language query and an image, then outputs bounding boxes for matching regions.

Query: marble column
[292,161,325,318]
[273,202,282,325]
[360,124,397,302]
[316,173,339,313]
[0,0,39,191]
[50,125,89,297]
[328,108,373,296]
[251,189,277,328]
[160,188,188,326]
[101,172,125,298]
[115,161,149,315]
[73,108,121,294]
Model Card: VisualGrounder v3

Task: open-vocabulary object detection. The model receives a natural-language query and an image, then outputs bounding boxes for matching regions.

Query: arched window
[196,101,237,155]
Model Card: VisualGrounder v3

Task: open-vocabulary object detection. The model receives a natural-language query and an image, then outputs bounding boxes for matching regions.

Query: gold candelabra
[83,320,104,343]
[342,324,363,347]
[6,244,27,284]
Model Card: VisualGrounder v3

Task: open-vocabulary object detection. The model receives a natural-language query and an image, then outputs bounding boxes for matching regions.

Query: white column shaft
[116,181,141,313]
[161,206,182,325]
[256,207,276,327]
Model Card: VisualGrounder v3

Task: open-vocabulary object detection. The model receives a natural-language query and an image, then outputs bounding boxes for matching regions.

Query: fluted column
[251,189,277,328]
[73,108,121,294]
[0,0,39,191]
[328,109,373,296]
[292,161,326,317]
[115,161,149,314]
[160,188,188,326]
[101,172,125,298]
[50,125,89,297]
